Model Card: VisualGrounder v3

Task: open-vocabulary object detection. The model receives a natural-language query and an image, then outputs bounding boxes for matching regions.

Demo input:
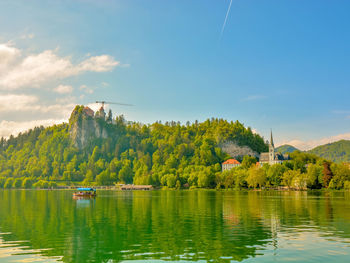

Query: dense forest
[0,105,349,190]
[0,105,267,189]
[308,140,350,163]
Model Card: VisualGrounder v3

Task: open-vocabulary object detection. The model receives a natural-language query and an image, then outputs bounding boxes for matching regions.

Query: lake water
[0,190,350,262]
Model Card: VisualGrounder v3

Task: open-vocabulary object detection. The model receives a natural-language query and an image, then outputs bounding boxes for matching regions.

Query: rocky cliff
[69,105,109,149]
[219,141,259,158]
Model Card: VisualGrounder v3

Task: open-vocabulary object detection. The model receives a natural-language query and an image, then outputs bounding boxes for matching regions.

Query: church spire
[270,130,274,147]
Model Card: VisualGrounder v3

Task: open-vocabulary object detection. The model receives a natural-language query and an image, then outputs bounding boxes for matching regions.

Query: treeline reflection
[0,190,349,262]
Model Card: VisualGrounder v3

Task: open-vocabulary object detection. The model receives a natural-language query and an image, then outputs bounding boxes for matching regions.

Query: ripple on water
[0,190,350,262]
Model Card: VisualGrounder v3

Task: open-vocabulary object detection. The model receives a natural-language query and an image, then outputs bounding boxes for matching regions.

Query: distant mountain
[275,144,299,154]
[308,140,350,163]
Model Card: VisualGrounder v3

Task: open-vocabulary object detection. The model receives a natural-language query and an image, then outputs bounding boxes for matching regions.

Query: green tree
[118,161,133,184]
[242,156,257,169]
[4,178,14,189]
[166,174,176,188]
[12,178,22,188]
[22,178,33,189]
[266,164,286,187]
[306,164,323,189]
[247,166,266,189]
[82,170,94,186]
[283,170,301,189]
[175,180,181,189]
[96,170,112,186]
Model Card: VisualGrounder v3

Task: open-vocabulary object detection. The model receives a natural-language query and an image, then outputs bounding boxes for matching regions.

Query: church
[259,131,290,165]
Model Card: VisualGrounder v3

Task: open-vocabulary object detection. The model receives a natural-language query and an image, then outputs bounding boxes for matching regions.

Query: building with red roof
[222,158,241,172]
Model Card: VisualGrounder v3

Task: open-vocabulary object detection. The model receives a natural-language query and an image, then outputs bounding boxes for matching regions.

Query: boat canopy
[77,187,96,191]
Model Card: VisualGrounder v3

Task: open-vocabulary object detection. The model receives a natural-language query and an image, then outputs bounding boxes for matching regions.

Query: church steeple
[269,130,275,163]
[270,130,274,148]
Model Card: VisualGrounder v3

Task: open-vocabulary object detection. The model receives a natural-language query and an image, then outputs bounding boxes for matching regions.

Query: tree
[306,164,323,189]
[176,180,181,189]
[322,161,333,188]
[292,172,307,190]
[22,178,33,189]
[198,172,211,188]
[166,174,176,188]
[266,164,285,187]
[96,170,112,186]
[107,109,113,123]
[82,170,94,186]
[328,163,350,189]
[12,178,22,188]
[247,166,266,189]
[4,178,14,189]
[223,172,235,189]
[242,156,257,169]
[283,170,301,189]
[234,169,248,189]
[118,161,133,184]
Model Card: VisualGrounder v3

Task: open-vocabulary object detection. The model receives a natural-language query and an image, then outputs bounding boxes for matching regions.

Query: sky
[0,0,350,150]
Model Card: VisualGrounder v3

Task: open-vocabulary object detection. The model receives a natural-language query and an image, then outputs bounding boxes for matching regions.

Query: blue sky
[0,0,349,150]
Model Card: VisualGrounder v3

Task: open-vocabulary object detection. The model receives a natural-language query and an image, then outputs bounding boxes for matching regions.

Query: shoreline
[0,188,349,192]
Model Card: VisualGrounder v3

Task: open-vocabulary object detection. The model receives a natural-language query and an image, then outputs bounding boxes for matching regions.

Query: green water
[0,190,350,262]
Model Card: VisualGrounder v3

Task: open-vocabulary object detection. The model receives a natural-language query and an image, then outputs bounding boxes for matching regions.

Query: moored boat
[73,187,97,197]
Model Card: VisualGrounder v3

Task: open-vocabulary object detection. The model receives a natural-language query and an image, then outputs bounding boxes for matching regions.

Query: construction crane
[95,101,133,109]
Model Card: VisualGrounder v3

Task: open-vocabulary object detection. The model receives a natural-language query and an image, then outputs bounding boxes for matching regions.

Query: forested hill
[0,105,267,187]
[308,140,350,163]
[275,145,299,154]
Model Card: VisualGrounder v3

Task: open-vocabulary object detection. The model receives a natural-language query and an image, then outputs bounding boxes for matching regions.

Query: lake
[0,190,349,262]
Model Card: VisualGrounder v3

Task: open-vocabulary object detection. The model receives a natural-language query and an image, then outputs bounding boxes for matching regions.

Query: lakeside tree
[247,166,266,189]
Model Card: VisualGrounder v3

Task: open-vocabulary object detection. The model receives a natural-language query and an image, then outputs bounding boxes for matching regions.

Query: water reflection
[74,197,95,208]
[0,190,349,262]
[0,234,61,262]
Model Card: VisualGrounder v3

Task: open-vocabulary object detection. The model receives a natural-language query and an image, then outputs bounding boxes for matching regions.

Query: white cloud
[54,84,73,94]
[0,43,120,90]
[78,55,119,72]
[0,94,38,112]
[0,44,20,69]
[281,132,350,151]
[80,85,94,94]
[0,42,124,137]
[0,93,75,118]
[0,94,75,137]
[0,50,74,89]
[0,119,66,138]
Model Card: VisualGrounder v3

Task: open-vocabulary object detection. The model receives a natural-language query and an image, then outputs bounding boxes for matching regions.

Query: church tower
[269,130,275,163]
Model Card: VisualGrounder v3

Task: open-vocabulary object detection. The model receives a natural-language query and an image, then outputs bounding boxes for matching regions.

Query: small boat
[73,187,97,198]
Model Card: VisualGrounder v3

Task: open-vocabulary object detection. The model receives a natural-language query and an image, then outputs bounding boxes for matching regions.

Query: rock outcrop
[69,106,109,149]
[219,141,259,158]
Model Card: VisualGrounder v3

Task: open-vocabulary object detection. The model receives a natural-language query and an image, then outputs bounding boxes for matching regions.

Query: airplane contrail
[220,0,233,37]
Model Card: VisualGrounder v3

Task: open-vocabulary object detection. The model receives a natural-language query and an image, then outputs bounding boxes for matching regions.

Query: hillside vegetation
[0,105,267,188]
[1,105,350,190]
[308,140,350,163]
[275,144,299,154]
